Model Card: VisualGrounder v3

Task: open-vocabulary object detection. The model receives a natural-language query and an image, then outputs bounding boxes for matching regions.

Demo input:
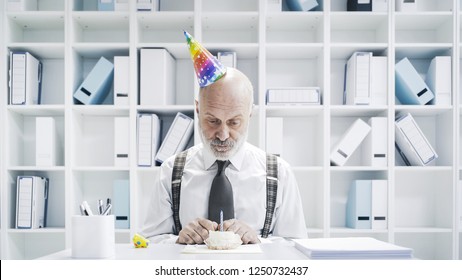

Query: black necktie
[208,160,234,223]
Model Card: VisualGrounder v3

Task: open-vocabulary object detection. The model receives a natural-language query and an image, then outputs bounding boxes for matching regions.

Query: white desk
[38,243,309,260]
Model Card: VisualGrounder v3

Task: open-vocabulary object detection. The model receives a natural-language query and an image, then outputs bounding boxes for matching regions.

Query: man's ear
[195,99,199,114]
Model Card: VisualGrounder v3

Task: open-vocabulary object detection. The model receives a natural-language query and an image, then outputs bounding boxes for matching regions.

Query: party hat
[184,30,227,87]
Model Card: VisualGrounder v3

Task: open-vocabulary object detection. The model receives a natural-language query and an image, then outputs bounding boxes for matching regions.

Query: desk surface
[38,243,309,260]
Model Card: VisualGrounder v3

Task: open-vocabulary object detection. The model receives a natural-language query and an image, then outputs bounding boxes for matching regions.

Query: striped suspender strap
[262,154,278,238]
[171,150,188,235]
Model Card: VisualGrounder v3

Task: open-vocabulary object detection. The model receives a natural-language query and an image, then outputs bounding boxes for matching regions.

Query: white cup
[71,215,115,259]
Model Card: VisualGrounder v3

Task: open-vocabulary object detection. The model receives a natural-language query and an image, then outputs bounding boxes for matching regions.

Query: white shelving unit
[1,0,461,260]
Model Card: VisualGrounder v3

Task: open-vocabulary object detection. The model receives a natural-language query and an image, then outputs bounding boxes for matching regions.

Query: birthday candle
[220,210,223,232]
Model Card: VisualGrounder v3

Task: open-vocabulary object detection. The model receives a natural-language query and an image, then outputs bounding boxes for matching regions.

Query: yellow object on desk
[133,233,150,248]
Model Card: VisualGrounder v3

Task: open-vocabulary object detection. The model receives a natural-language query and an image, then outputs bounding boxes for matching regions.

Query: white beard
[200,127,248,161]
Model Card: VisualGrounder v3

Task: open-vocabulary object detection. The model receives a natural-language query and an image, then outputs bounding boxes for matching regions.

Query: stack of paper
[293,237,413,259]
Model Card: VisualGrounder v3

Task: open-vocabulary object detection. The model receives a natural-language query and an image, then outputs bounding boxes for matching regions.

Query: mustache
[210,139,235,147]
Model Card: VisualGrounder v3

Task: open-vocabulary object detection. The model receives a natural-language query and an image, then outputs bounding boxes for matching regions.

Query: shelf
[202,12,259,44]
[330,227,388,234]
[7,105,65,116]
[266,106,323,117]
[7,166,65,171]
[7,228,66,234]
[266,12,324,43]
[7,43,65,58]
[6,12,65,43]
[330,106,388,117]
[330,12,388,44]
[137,12,194,44]
[72,105,130,116]
[330,44,388,59]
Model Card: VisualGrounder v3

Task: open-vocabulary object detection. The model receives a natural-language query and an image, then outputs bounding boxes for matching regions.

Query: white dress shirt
[141,142,307,242]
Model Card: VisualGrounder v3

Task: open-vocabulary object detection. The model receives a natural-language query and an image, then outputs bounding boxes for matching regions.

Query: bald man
[141,68,307,244]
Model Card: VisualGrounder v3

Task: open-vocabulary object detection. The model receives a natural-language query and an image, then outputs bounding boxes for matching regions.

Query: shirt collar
[202,142,247,171]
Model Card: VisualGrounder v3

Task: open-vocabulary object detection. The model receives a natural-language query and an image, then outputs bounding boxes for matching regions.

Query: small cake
[204,230,242,250]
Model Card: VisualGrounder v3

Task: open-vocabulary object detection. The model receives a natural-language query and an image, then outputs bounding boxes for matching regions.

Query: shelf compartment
[7,105,65,116]
[330,0,380,11]
[266,12,324,43]
[293,169,324,230]
[330,106,388,117]
[6,0,65,11]
[202,12,259,43]
[395,232,453,260]
[6,12,64,43]
[5,232,65,260]
[331,13,388,44]
[158,0,194,11]
[8,43,65,59]
[135,170,160,232]
[395,0,454,12]
[137,12,194,44]
[395,13,453,44]
[72,12,130,43]
[202,0,259,12]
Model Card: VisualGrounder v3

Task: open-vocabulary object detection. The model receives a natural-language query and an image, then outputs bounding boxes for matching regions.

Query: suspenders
[171,150,278,238]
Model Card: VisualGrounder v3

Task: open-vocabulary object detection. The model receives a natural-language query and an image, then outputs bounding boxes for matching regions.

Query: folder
[113,179,130,229]
[286,0,318,11]
[98,0,114,11]
[347,0,372,11]
[7,0,37,11]
[371,180,388,229]
[395,57,434,105]
[74,57,114,105]
[396,0,417,12]
[114,117,130,167]
[114,0,129,11]
[137,0,159,11]
[344,52,372,105]
[139,49,175,106]
[266,87,321,105]
[16,176,49,229]
[217,52,237,68]
[371,56,387,105]
[137,113,161,167]
[331,118,371,166]
[361,117,387,167]
[395,113,438,166]
[266,118,284,157]
[372,0,388,12]
[155,112,194,164]
[425,56,451,106]
[267,0,282,11]
[114,56,130,106]
[9,51,42,105]
[346,180,372,229]
[36,117,58,166]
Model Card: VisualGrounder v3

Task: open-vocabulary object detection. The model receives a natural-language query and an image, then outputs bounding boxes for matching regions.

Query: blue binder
[286,0,318,11]
[98,0,115,11]
[74,57,114,105]
[395,57,434,105]
[347,0,372,11]
[113,179,130,229]
[346,180,372,229]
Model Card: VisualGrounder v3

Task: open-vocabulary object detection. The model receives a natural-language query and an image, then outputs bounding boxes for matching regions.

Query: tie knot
[216,160,230,174]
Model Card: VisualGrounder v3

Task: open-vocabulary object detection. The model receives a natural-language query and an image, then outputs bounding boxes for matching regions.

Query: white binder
[9,51,42,105]
[114,0,129,11]
[266,87,321,105]
[395,57,434,105]
[266,118,284,157]
[36,117,58,166]
[331,118,371,166]
[362,117,387,167]
[371,180,388,229]
[113,180,130,229]
[16,176,49,229]
[371,56,388,105]
[346,180,372,229]
[155,113,194,164]
[372,0,388,12]
[7,0,37,11]
[139,49,175,106]
[425,56,451,106]
[137,114,160,167]
[396,0,417,12]
[344,52,372,105]
[114,117,130,167]
[114,56,130,106]
[137,0,158,11]
[217,52,237,68]
[395,113,438,166]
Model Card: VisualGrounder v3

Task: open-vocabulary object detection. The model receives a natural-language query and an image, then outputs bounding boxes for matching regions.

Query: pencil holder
[71,215,115,259]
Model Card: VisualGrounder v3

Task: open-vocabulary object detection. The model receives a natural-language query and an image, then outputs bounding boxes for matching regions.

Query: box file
[114,56,130,106]
[371,180,388,229]
[155,113,194,164]
[267,0,282,11]
[266,118,284,157]
[395,57,434,105]
[286,0,318,11]
[98,0,114,11]
[371,56,387,105]
[114,117,130,167]
[395,113,438,166]
[372,0,388,12]
[346,180,372,229]
[137,113,161,167]
[74,57,114,105]
[114,0,129,11]
[139,49,175,106]
[137,0,159,11]
[7,0,37,11]
[16,176,49,229]
[218,52,237,68]
[425,56,451,106]
[331,118,371,166]
[113,180,130,229]
[344,52,372,105]
[9,51,42,105]
[396,0,417,12]
[361,117,387,167]
[36,117,58,166]
[266,87,321,105]
[347,0,372,11]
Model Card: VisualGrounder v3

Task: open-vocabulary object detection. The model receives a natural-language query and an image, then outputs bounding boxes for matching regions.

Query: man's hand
[176,218,218,244]
[223,219,261,244]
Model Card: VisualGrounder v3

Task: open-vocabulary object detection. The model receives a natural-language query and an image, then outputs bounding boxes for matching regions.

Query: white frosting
[204,230,243,250]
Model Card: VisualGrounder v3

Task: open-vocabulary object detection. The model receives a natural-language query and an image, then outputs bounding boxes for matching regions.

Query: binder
[395,57,434,105]
[331,118,371,166]
[286,0,318,11]
[361,117,387,167]
[266,87,321,105]
[155,112,194,164]
[7,0,37,11]
[266,118,284,157]
[347,0,372,11]
[371,56,387,105]
[137,0,159,11]
[16,176,49,229]
[139,49,175,106]
[113,179,130,229]
[114,56,130,106]
[396,0,417,12]
[9,51,42,105]
[372,0,388,12]
[267,0,282,11]
[114,117,130,167]
[344,52,372,105]
[395,113,438,166]
[371,180,388,229]
[73,57,114,105]
[98,0,114,11]
[425,56,451,106]
[137,113,161,167]
[114,0,129,11]
[36,117,58,166]
[346,180,372,229]
[217,52,237,68]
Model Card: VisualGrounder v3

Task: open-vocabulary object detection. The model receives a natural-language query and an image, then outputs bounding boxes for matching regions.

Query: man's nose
[215,125,229,141]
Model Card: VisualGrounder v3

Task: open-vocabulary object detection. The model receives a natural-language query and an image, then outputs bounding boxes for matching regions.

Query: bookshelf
[0,0,461,260]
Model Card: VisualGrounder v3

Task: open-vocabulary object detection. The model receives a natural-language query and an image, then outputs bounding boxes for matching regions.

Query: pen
[220,210,223,232]
[102,203,112,216]
[79,204,87,216]
[98,199,104,215]
[82,200,93,216]
[106,198,112,214]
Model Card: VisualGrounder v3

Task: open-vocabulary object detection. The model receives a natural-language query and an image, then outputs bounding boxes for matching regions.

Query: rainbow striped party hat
[184,30,226,88]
